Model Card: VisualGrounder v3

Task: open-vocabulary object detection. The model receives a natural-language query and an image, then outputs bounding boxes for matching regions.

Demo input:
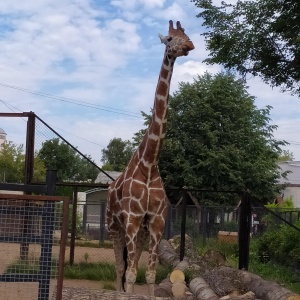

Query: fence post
[201,207,207,244]
[70,186,78,266]
[38,170,57,300]
[82,204,87,234]
[165,202,172,240]
[238,192,251,270]
[99,202,106,243]
[179,188,187,261]
[20,112,36,260]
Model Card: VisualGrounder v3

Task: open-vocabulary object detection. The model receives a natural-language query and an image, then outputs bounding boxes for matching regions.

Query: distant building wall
[0,128,7,151]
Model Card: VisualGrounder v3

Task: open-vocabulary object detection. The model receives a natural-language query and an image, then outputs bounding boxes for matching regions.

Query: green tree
[37,138,98,182]
[101,138,135,172]
[135,72,287,204]
[0,141,25,183]
[278,150,294,162]
[193,0,300,95]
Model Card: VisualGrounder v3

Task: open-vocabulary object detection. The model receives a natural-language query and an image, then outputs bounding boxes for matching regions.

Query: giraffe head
[159,20,194,58]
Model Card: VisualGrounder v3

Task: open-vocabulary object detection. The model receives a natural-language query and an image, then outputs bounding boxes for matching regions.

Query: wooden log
[158,239,180,267]
[175,259,190,272]
[205,266,300,300]
[170,269,185,283]
[155,276,173,298]
[189,276,219,300]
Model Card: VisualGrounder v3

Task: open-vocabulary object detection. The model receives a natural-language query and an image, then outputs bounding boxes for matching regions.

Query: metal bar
[0,112,32,117]
[238,193,251,270]
[24,111,35,185]
[179,188,187,261]
[0,183,46,194]
[38,202,55,300]
[0,274,39,282]
[38,170,56,300]
[56,197,69,300]
[70,186,78,266]
[165,203,172,240]
[0,193,67,202]
[0,235,42,243]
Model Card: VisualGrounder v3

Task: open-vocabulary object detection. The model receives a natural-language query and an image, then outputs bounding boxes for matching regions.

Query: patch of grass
[5,258,58,278]
[64,262,116,281]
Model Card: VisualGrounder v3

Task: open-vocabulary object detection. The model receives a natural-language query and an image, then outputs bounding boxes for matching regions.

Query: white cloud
[1,0,300,166]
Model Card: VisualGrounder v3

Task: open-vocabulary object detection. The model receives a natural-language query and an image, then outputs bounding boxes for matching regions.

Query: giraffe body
[106,20,194,296]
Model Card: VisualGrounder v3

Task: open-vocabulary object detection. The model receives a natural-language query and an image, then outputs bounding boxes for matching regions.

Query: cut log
[205,266,300,300]
[172,281,187,298]
[159,239,180,267]
[175,259,190,272]
[155,276,174,298]
[170,269,185,283]
[189,276,219,300]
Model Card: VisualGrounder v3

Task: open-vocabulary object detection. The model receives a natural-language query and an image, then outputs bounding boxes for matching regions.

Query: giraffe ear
[158,33,169,45]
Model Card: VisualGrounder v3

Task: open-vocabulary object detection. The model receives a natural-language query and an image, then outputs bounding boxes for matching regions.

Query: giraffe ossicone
[106,20,194,297]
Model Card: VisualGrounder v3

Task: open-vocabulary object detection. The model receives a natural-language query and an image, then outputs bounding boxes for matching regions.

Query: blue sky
[0,0,299,165]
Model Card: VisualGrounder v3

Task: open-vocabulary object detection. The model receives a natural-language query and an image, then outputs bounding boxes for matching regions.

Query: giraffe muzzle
[182,41,195,55]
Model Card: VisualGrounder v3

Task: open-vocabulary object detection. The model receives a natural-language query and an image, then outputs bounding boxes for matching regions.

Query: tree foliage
[277,150,294,162]
[0,141,25,183]
[101,138,135,172]
[37,138,98,182]
[136,72,287,204]
[193,0,300,95]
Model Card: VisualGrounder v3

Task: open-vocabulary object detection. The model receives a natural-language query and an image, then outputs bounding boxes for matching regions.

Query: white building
[278,161,300,207]
[0,128,7,151]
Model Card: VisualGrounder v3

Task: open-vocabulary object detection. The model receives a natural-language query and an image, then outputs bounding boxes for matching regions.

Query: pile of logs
[155,238,300,300]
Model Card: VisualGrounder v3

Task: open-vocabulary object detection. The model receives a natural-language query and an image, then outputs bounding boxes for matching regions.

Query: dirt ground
[0,242,151,299]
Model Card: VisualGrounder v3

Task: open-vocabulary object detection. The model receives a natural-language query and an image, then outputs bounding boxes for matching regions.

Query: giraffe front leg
[124,220,142,294]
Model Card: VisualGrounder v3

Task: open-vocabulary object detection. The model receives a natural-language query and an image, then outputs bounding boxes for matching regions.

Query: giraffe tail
[122,246,128,291]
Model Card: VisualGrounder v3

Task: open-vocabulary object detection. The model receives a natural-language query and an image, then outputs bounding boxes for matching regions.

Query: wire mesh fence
[1,112,300,292]
[0,194,69,300]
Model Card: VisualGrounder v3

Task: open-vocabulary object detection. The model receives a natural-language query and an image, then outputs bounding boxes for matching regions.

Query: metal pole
[179,188,187,261]
[21,112,36,260]
[70,186,78,266]
[238,192,251,270]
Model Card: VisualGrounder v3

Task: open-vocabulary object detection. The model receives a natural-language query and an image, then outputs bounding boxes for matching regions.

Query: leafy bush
[257,224,300,268]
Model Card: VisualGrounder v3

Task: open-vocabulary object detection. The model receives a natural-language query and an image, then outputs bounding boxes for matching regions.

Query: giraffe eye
[167,37,172,42]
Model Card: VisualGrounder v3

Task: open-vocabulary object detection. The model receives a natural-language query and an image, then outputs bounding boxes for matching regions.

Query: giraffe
[106,20,194,296]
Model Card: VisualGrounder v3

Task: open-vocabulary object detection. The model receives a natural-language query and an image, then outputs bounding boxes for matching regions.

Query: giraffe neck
[137,50,176,167]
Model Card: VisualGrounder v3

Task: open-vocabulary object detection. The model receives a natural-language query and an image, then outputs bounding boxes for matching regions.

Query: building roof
[278,161,300,185]
[0,128,6,135]
[95,171,122,184]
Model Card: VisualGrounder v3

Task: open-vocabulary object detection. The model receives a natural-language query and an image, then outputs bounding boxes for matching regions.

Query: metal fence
[0,170,69,300]
[1,112,300,290]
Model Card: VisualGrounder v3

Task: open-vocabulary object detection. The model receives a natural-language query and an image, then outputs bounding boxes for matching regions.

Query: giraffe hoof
[148,284,155,297]
[126,283,134,294]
